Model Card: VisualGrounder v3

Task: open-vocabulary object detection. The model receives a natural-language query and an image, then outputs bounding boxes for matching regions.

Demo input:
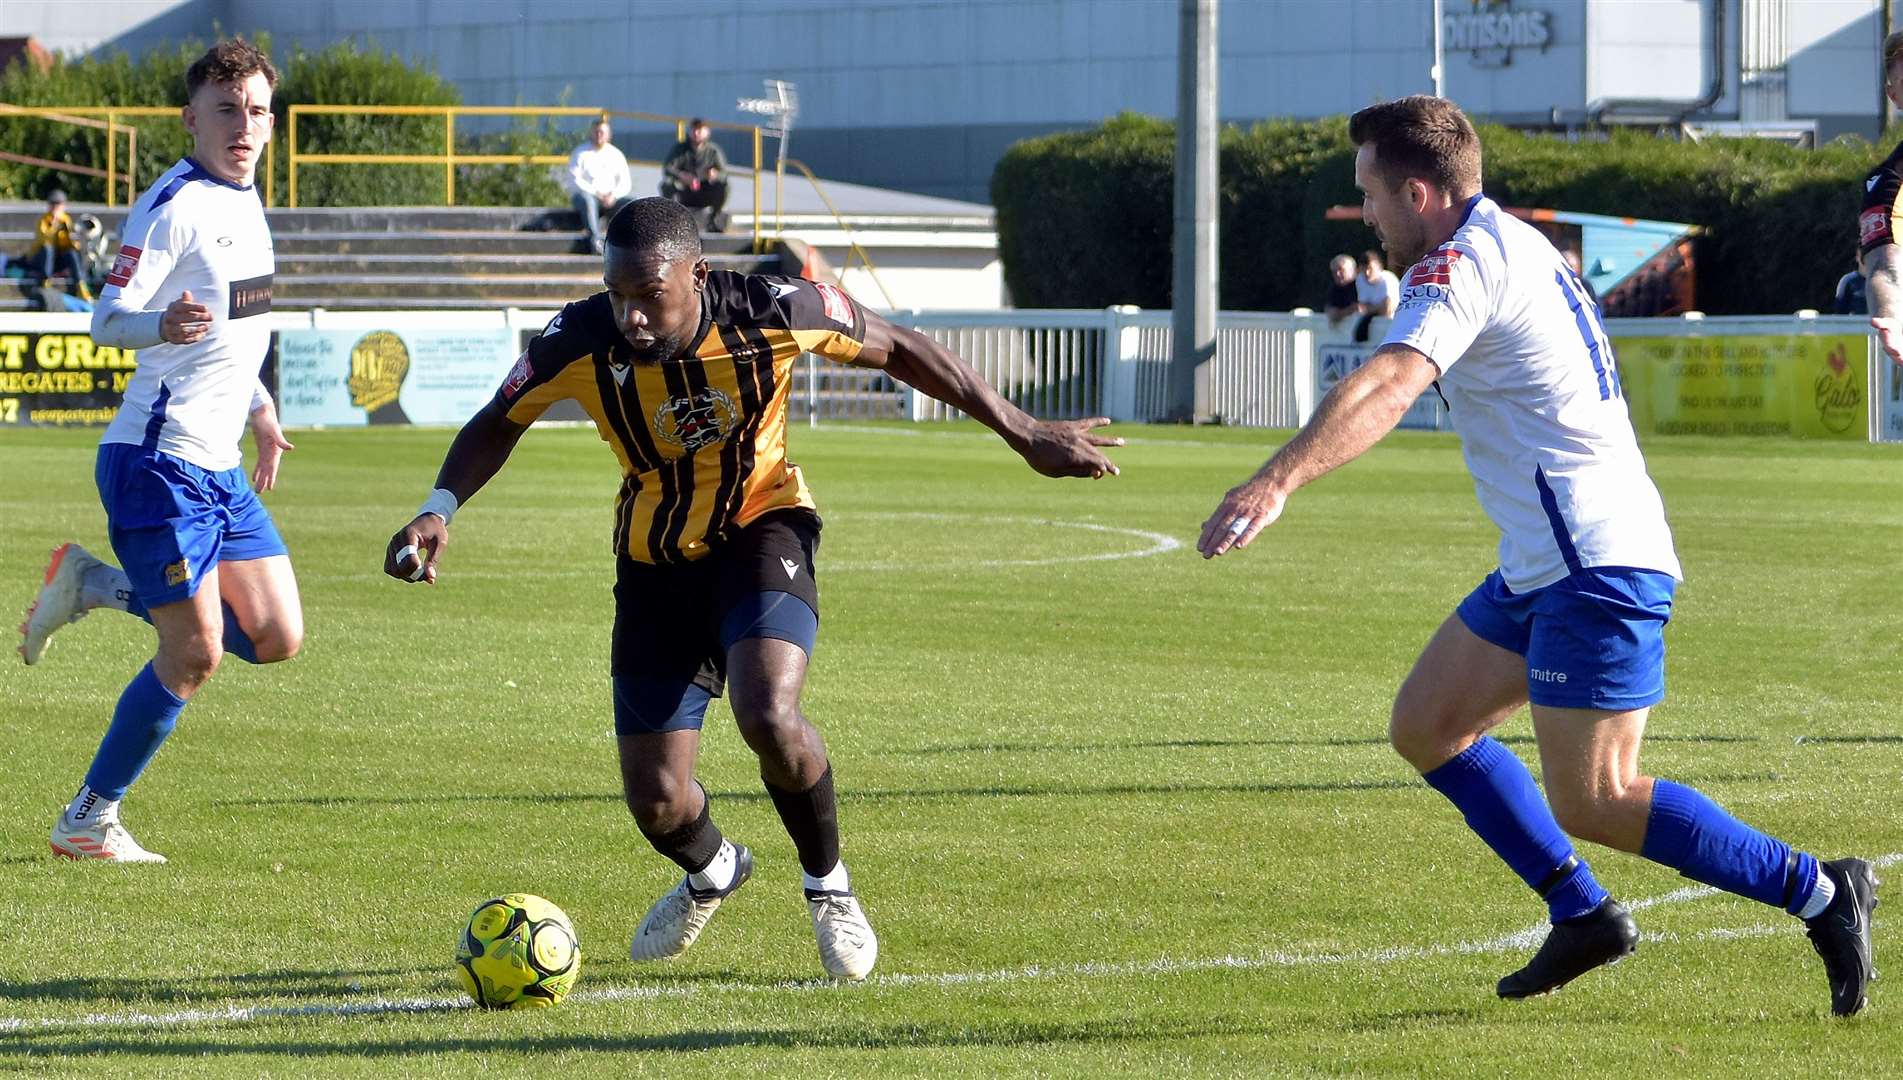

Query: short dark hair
[605,197,703,260]
[1886,31,1903,79]
[185,37,277,99]
[690,117,709,129]
[1348,95,1481,198]
[1362,249,1382,268]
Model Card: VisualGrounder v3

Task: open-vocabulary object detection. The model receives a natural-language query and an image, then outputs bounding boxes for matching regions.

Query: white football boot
[50,808,167,864]
[628,844,753,960]
[19,543,104,665]
[807,889,878,981]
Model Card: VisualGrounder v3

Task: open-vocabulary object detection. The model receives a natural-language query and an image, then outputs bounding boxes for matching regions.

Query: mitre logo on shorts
[105,245,142,288]
[500,352,533,400]
[653,386,739,452]
[814,282,854,327]
[1860,206,1892,248]
[1406,248,1463,286]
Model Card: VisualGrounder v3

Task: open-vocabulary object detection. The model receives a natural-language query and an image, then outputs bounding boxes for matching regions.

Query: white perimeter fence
[5,307,1898,440]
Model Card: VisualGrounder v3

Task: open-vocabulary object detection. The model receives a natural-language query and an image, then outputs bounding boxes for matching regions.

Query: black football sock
[639,784,724,875]
[765,764,841,878]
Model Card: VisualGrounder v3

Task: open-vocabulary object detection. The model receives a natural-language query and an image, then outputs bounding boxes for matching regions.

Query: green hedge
[993,115,1890,316]
[0,36,570,207]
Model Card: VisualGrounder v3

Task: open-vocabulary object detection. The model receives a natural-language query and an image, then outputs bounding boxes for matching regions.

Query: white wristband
[419,487,459,525]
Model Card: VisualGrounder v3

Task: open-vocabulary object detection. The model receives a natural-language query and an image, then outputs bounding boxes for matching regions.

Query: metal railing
[0,104,277,206]
[781,157,896,307]
[286,104,763,248]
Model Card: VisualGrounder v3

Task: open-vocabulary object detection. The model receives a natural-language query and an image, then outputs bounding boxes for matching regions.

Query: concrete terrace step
[272,231,761,257]
[274,252,767,275]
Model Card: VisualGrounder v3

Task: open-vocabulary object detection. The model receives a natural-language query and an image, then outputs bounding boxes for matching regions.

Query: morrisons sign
[1445,2,1553,68]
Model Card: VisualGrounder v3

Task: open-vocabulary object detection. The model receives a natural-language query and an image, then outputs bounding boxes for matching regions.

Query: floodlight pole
[1171,0,1219,422]
[1432,0,1445,97]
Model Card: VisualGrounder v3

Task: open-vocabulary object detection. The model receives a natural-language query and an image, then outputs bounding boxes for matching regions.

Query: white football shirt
[95,157,275,472]
[1382,195,1680,592]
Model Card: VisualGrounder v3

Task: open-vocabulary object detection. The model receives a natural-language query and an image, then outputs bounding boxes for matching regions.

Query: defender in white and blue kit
[1198,96,1876,1017]
[20,38,303,864]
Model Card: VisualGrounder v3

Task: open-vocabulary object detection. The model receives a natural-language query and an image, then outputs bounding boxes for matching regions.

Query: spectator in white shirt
[1353,248,1400,341]
[565,117,634,254]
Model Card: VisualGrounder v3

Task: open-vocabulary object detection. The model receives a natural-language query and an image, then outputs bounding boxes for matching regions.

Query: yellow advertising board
[1614,334,1865,440]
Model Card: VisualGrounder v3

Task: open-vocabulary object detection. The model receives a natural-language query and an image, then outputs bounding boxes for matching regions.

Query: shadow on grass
[213,777,1424,810]
[1793,735,1903,745]
[903,733,1760,755]
[0,968,440,1006]
[0,1015,1277,1057]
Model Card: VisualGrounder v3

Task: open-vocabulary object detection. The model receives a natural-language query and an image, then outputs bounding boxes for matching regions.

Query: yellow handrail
[783,158,896,309]
[285,104,763,248]
[0,104,276,207]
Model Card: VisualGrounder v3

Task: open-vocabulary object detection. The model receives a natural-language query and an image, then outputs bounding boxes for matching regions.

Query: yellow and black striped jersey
[1860,139,1903,257]
[494,271,874,564]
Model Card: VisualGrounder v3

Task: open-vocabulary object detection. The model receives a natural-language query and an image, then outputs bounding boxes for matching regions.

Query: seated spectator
[661,118,730,233]
[1353,249,1398,342]
[23,190,88,301]
[1835,250,1869,315]
[1323,253,1358,328]
[563,117,634,254]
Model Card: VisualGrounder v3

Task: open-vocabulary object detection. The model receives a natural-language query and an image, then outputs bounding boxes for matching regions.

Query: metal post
[445,111,456,206]
[1432,0,1445,97]
[752,126,763,250]
[289,108,299,208]
[1171,0,1219,422]
[106,113,117,207]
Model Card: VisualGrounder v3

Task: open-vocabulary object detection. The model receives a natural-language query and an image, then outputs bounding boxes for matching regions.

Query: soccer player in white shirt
[21,39,302,864]
[1199,96,1877,1016]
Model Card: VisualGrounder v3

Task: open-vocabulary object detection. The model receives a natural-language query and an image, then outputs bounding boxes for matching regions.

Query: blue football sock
[1640,778,1818,914]
[221,603,259,664]
[1421,736,1610,922]
[83,662,187,801]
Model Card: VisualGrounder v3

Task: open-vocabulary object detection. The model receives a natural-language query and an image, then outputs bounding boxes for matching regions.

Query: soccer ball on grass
[454,893,581,1009]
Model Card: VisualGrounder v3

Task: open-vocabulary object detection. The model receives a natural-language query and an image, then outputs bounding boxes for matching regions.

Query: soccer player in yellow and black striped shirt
[383,197,1119,980]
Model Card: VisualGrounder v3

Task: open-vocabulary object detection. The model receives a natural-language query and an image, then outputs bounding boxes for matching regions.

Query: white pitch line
[305,514,1183,584]
[7,853,1891,1037]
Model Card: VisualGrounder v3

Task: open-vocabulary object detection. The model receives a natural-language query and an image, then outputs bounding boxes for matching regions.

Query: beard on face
[625,326,689,364]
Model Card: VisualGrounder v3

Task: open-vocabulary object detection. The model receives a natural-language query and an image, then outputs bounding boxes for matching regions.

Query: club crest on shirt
[653,386,739,452]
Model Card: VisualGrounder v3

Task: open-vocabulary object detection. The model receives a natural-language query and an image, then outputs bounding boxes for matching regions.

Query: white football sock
[803,860,851,894]
[1797,867,1837,920]
[80,562,133,612]
[688,839,737,892]
[64,784,119,826]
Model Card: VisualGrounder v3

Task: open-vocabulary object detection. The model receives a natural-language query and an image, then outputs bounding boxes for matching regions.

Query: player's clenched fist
[160,289,214,345]
[384,514,448,584]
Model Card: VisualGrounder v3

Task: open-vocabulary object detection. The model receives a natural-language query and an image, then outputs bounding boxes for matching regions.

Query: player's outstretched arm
[1866,246,1903,364]
[1199,344,1438,559]
[855,310,1122,479]
[384,401,531,585]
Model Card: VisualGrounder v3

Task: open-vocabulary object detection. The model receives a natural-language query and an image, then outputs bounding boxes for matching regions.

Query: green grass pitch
[1,421,1899,1076]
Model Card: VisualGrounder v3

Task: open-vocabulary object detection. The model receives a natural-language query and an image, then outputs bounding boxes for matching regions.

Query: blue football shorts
[1454,566,1677,712]
[95,442,288,608]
